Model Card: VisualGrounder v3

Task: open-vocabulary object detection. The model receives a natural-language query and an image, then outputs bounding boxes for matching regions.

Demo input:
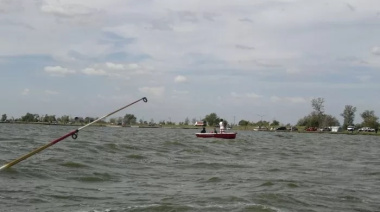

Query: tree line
[296,97,379,130]
[1,97,379,129]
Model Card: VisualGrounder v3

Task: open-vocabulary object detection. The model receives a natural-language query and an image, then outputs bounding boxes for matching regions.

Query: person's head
[220,119,223,121]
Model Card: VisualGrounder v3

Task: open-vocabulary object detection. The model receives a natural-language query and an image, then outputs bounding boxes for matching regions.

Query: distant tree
[204,113,219,126]
[311,97,325,115]
[184,117,190,125]
[297,98,338,128]
[322,114,340,126]
[238,120,250,126]
[256,120,269,127]
[1,114,7,122]
[43,114,48,122]
[270,120,280,126]
[191,118,197,125]
[340,105,356,129]
[311,97,325,127]
[60,115,70,124]
[117,117,123,125]
[297,113,319,127]
[124,114,137,125]
[109,118,117,124]
[21,113,39,122]
[84,117,95,123]
[360,110,379,129]
[43,114,56,123]
[138,119,143,124]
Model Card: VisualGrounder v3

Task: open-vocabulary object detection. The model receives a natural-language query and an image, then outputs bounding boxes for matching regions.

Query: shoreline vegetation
[1,121,379,136]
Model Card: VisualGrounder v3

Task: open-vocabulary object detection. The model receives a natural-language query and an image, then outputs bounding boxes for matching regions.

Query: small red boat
[195,132,237,139]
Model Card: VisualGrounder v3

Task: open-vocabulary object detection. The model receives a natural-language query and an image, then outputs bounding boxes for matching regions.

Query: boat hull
[195,132,237,139]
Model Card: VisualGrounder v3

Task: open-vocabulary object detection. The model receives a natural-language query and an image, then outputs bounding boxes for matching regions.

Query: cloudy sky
[1,0,380,125]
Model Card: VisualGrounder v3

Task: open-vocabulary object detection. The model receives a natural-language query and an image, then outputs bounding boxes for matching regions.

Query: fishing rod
[0,97,148,171]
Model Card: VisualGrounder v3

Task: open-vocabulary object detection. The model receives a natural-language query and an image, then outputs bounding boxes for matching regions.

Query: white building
[331,126,342,132]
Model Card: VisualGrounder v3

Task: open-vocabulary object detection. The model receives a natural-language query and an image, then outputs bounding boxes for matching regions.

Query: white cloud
[286,67,301,74]
[371,46,380,55]
[127,63,140,69]
[139,86,165,97]
[21,88,30,96]
[105,62,125,70]
[174,75,187,83]
[81,62,151,79]
[81,68,107,76]
[270,96,307,104]
[44,66,76,77]
[40,1,99,18]
[357,75,371,82]
[173,90,189,95]
[45,90,59,95]
[231,92,262,99]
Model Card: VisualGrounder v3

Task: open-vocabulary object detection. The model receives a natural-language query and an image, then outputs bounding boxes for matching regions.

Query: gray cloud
[372,46,380,55]
[0,19,34,30]
[235,45,255,50]
[346,3,355,12]
[239,18,253,23]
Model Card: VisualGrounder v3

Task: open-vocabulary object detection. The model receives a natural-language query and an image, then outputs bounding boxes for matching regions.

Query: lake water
[0,124,379,212]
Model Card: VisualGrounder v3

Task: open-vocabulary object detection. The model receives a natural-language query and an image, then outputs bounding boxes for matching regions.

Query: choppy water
[0,124,379,212]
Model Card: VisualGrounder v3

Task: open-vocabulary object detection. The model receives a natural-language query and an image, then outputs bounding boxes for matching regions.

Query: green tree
[184,117,190,125]
[204,113,219,126]
[239,120,250,126]
[60,115,70,124]
[297,112,320,128]
[109,118,117,124]
[270,120,280,126]
[1,114,7,122]
[340,105,356,129]
[297,98,340,128]
[21,113,38,122]
[360,110,379,129]
[84,117,94,123]
[124,114,137,125]
[117,117,123,125]
[322,114,340,126]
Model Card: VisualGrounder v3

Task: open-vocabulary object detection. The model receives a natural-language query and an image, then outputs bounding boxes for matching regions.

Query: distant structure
[194,121,205,126]
[331,126,342,132]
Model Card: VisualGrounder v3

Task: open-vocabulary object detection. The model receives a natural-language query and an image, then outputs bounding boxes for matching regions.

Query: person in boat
[214,128,217,133]
[200,127,206,133]
[219,119,225,133]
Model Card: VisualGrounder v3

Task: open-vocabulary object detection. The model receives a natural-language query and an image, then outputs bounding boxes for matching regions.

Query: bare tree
[311,97,325,115]
[340,105,356,129]
[311,97,325,127]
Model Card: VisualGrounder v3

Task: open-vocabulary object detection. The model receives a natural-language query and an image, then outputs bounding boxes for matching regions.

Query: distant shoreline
[1,122,379,136]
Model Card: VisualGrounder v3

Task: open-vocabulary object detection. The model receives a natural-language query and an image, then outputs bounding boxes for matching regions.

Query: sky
[1,0,380,125]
